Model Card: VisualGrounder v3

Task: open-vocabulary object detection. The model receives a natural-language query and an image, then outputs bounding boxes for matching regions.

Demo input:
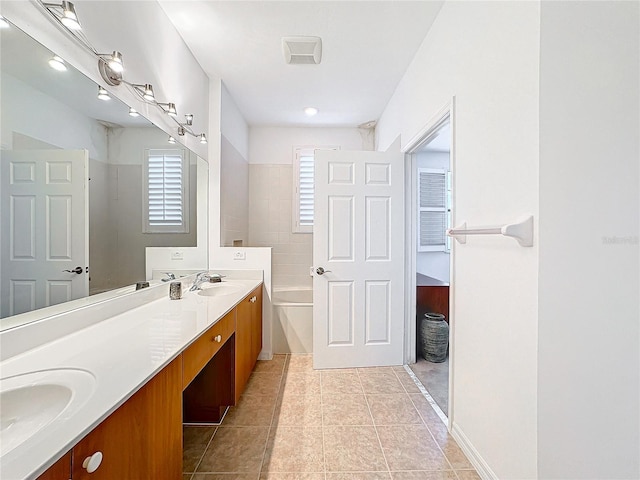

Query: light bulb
[168,136,176,144]
[49,55,67,71]
[142,84,154,101]
[97,86,110,101]
[60,1,81,30]
[185,114,193,126]
[108,51,123,73]
[166,103,177,117]
[128,107,139,117]
[200,134,207,144]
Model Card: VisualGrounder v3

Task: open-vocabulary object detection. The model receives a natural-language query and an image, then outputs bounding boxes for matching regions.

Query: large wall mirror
[0,20,208,330]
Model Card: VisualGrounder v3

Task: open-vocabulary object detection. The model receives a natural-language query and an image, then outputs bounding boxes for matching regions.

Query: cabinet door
[72,357,182,479]
[235,295,253,404]
[250,286,263,369]
[37,452,71,480]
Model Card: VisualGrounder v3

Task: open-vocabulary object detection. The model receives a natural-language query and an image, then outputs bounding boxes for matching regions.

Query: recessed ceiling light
[48,55,67,71]
[304,107,318,116]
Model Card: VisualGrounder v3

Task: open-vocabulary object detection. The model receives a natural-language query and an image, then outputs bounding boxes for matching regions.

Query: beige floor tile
[357,366,397,375]
[272,394,322,426]
[322,394,373,425]
[366,394,422,425]
[394,371,422,394]
[377,425,450,471]
[422,420,472,469]
[321,371,364,394]
[280,371,321,396]
[326,473,392,479]
[455,470,481,480]
[223,395,277,426]
[359,373,406,394]
[243,373,283,396]
[260,474,324,480]
[323,426,388,472]
[193,475,259,480]
[197,426,269,473]
[390,472,457,480]
[183,426,216,472]
[184,475,193,480]
[287,354,314,371]
[254,355,286,374]
[262,426,324,472]
[408,393,445,426]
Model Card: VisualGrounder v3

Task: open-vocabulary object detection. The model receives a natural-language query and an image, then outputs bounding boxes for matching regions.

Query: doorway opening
[404,105,453,419]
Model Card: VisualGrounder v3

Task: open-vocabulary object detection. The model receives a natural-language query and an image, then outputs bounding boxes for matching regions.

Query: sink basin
[198,282,244,297]
[0,369,96,457]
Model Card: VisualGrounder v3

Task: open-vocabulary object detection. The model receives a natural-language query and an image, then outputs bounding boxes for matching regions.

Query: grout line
[403,364,448,425]
[358,368,392,476]
[189,425,218,476]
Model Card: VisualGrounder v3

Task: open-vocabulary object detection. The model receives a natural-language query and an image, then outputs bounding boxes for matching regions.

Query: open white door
[313,149,404,369]
[1,149,89,318]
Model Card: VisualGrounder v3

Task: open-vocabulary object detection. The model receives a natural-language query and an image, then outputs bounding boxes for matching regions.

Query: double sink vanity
[0,272,264,480]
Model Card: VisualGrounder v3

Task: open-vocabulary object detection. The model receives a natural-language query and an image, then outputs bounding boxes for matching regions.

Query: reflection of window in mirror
[143,148,190,234]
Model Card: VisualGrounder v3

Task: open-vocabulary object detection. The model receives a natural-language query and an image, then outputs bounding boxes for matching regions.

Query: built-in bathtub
[272,288,313,354]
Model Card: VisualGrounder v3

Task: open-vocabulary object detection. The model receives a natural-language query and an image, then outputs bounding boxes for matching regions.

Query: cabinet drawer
[183,310,234,389]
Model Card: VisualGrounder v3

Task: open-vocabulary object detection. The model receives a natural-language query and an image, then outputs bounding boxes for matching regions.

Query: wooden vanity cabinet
[71,357,182,479]
[234,285,262,403]
[37,452,71,480]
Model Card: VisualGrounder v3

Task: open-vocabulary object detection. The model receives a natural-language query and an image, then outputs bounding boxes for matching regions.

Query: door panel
[313,150,404,369]
[1,149,89,318]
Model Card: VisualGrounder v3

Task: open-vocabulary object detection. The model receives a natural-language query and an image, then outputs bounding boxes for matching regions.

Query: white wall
[248,126,365,288]
[537,2,639,478]
[376,2,540,478]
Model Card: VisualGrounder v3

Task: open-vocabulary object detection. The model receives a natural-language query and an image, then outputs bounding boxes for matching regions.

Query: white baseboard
[451,422,498,480]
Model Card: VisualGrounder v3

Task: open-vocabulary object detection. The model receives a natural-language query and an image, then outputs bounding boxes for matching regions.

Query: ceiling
[159,1,444,127]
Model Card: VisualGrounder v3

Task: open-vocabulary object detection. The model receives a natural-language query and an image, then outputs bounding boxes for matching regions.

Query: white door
[313,149,404,369]
[1,149,89,318]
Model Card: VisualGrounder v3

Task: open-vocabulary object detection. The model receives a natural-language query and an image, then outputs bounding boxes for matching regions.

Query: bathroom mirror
[0,21,208,330]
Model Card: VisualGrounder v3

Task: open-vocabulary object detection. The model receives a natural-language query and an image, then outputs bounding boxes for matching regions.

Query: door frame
[402,97,456,426]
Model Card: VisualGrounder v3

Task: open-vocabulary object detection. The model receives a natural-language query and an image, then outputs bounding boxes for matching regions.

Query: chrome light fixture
[159,102,177,117]
[44,1,82,30]
[168,136,176,144]
[128,107,139,117]
[48,55,67,71]
[38,0,208,145]
[97,86,110,101]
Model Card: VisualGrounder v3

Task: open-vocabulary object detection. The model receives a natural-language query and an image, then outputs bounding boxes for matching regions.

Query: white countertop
[0,274,262,480]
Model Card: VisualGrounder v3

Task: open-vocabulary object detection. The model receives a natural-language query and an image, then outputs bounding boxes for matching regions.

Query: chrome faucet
[161,272,176,282]
[189,271,212,291]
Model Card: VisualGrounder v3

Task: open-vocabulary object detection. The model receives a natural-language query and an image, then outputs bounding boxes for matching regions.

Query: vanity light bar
[37,0,208,145]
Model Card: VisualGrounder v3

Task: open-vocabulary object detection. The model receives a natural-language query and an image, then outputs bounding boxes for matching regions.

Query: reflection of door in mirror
[0,149,89,318]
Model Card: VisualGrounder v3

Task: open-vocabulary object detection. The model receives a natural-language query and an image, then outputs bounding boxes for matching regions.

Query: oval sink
[0,369,96,458]
[198,282,244,297]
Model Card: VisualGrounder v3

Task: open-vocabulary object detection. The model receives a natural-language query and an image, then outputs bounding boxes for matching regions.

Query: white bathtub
[272,288,313,354]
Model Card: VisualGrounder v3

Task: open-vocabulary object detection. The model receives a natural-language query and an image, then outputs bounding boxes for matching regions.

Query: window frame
[142,148,190,234]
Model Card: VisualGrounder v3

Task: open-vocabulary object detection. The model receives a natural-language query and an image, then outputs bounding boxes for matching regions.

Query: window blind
[298,154,315,227]
[144,149,188,233]
[418,169,447,251]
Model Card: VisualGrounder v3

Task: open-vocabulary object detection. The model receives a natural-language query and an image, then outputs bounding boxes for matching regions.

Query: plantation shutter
[143,149,189,233]
[298,153,315,228]
[418,168,447,251]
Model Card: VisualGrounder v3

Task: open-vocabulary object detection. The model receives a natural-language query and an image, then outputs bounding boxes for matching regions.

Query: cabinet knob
[250,296,257,303]
[82,451,103,473]
[213,334,222,343]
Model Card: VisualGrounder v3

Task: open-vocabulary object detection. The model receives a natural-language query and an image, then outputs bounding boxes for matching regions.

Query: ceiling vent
[282,36,322,65]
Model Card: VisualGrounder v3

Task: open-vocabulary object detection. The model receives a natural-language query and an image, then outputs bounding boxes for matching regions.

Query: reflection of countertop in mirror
[0,271,263,480]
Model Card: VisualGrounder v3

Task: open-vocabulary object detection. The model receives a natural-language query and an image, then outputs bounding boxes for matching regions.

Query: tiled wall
[248,164,312,288]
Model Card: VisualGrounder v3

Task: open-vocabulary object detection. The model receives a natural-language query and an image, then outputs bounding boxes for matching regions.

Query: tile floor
[183,354,479,480]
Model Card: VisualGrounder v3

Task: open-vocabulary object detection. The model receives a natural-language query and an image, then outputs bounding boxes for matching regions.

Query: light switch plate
[233,251,246,260]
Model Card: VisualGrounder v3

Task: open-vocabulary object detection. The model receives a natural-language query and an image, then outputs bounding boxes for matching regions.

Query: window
[418,168,450,252]
[143,148,189,233]
[292,146,339,233]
